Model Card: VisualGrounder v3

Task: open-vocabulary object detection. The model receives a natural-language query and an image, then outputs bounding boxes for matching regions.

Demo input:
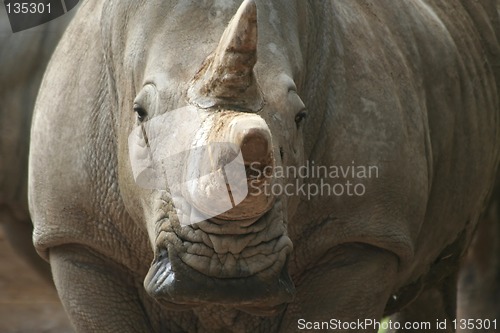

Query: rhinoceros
[0,6,74,281]
[29,0,500,332]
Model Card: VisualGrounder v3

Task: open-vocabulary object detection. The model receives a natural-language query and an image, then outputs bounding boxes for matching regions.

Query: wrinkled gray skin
[29,0,500,332]
[0,8,74,281]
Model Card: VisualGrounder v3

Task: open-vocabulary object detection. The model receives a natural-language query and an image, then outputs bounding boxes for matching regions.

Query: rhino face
[114,0,307,314]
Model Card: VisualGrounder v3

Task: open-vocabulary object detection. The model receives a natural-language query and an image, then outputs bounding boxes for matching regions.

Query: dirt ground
[0,228,73,333]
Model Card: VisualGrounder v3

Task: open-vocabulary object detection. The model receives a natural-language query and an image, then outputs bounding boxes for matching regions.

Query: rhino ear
[187,0,264,112]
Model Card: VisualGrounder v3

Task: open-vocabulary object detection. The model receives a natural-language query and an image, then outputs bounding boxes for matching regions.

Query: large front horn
[187,0,264,112]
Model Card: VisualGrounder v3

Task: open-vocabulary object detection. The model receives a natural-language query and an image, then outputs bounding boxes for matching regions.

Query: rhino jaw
[144,247,295,315]
[143,195,295,315]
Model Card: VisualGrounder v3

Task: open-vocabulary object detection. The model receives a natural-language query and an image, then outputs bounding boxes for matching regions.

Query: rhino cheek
[127,125,157,189]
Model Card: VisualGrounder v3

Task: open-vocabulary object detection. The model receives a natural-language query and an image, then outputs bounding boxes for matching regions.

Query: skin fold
[27,0,499,332]
[0,7,73,282]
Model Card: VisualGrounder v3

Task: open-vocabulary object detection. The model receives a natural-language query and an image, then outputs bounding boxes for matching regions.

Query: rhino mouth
[144,197,295,315]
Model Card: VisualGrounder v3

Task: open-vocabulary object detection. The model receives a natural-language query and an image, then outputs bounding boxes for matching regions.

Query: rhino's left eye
[294,109,307,128]
[133,104,148,122]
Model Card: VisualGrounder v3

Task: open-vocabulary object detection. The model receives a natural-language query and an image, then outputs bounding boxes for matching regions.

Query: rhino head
[118,0,308,315]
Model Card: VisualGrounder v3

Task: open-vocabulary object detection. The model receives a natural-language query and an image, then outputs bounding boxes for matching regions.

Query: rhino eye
[294,109,307,128]
[133,104,148,122]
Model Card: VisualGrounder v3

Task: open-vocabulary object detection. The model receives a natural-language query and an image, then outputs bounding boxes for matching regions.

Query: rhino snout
[227,115,274,182]
[232,120,273,168]
[210,114,275,221]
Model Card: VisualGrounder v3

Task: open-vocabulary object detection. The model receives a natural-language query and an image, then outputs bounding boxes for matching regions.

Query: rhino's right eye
[133,104,148,122]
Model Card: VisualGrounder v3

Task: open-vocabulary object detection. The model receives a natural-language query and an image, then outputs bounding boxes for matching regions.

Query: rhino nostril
[225,115,274,185]
[240,129,273,166]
